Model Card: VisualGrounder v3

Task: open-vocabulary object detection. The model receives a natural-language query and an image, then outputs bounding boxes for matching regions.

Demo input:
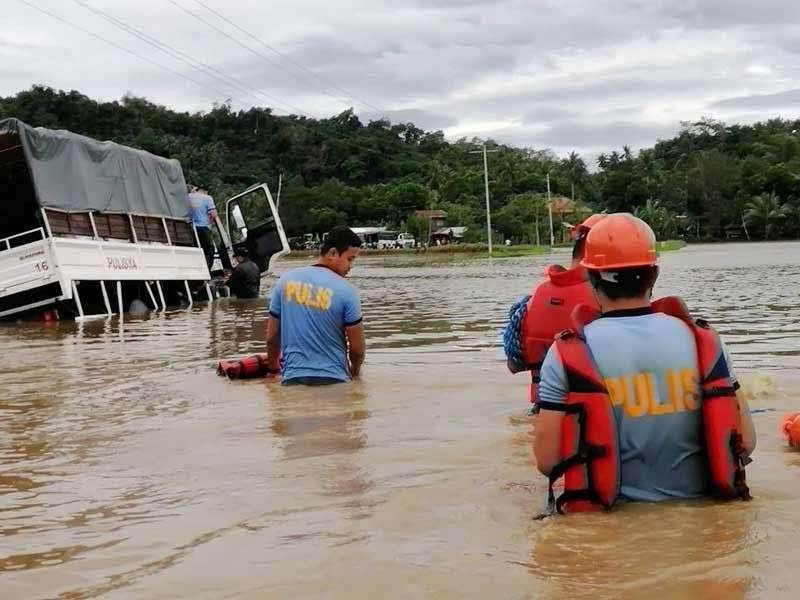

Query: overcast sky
[4,0,800,165]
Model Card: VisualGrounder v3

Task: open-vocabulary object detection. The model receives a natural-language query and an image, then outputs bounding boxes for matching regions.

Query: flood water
[1,241,799,599]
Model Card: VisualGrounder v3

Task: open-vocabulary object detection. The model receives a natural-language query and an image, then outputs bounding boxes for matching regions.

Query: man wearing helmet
[534,213,756,504]
[503,214,605,412]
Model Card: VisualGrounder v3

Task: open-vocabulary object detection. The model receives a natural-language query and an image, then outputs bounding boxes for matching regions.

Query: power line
[17,0,390,159]
[190,0,387,116]
[166,0,348,111]
[15,0,232,100]
[173,0,386,118]
[71,0,311,118]
[165,2,391,157]
[166,1,395,157]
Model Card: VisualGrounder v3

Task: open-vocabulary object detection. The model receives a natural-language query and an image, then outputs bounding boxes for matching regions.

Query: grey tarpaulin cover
[0,118,190,220]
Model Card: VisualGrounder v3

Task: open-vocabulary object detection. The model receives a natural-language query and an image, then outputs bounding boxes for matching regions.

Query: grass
[364,243,550,258]
[284,243,549,259]
[284,240,686,260]
[657,239,687,252]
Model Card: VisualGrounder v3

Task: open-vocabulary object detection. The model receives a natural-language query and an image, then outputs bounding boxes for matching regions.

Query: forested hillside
[3,86,799,241]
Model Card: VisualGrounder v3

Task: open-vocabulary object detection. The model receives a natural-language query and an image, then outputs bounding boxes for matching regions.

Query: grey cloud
[4,0,800,161]
[523,106,577,123]
[480,119,681,156]
[711,89,800,111]
[278,36,374,74]
[451,64,735,130]
[362,109,458,130]
[0,65,39,79]
[226,33,520,112]
[660,0,800,29]
[534,120,681,149]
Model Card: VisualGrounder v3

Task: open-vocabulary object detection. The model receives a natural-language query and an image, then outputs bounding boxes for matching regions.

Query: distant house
[414,210,447,232]
[431,226,468,245]
[724,224,743,240]
[547,196,593,243]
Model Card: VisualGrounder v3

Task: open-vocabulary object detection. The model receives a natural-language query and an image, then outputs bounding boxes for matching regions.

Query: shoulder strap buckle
[555,328,575,341]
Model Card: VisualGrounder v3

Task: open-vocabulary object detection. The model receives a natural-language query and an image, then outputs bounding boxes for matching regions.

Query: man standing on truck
[188,184,217,270]
[265,226,366,386]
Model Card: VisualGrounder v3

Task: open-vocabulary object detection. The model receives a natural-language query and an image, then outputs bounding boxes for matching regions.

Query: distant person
[188,185,217,270]
[226,247,261,299]
[503,214,605,413]
[266,226,366,386]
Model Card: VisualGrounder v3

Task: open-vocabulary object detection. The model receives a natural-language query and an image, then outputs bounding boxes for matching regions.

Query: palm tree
[780,203,800,238]
[634,198,677,239]
[743,192,790,240]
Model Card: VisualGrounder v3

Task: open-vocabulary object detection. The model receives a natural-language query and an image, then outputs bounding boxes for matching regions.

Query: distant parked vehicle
[376,231,399,249]
[396,233,415,248]
[377,231,415,249]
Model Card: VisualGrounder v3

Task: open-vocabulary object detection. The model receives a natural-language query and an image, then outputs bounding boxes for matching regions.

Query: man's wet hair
[588,266,658,300]
[321,226,362,255]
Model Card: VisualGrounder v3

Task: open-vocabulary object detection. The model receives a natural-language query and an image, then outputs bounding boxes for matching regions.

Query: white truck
[377,231,415,249]
[0,118,289,320]
[396,232,415,248]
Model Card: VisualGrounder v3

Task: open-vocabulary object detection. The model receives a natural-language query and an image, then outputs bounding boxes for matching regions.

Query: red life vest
[217,353,279,380]
[546,297,751,514]
[520,264,598,404]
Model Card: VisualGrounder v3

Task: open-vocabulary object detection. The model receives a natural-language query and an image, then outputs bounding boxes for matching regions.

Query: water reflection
[527,502,753,599]
[0,242,797,598]
[268,382,376,525]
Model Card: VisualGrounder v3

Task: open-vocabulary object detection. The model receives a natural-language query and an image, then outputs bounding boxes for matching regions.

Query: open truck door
[224,183,289,274]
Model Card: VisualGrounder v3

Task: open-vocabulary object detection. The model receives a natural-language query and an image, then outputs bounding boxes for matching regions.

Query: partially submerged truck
[0,118,289,320]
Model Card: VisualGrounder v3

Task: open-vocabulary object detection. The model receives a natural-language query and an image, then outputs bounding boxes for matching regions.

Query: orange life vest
[520,264,598,405]
[546,297,751,514]
[217,353,279,379]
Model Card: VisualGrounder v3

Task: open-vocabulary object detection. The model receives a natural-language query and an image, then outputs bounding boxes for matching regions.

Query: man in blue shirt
[534,213,755,503]
[266,226,366,385]
[188,185,217,270]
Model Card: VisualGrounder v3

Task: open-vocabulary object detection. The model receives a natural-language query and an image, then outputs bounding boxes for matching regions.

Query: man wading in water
[265,226,366,386]
[534,213,755,508]
[503,214,605,414]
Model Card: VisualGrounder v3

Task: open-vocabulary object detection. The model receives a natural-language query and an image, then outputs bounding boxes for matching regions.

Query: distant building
[547,196,593,244]
[350,226,388,249]
[431,226,468,245]
[414,210,447,232]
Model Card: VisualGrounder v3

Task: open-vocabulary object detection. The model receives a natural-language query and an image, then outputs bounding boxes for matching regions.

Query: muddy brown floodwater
[1,241,799,599]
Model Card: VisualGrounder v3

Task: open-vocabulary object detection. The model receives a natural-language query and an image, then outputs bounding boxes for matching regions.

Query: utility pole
[276,172,283,209]
[470,143,500,253]
[546,172,554,246]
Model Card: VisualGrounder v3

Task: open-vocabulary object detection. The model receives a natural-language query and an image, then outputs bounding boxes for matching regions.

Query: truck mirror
[232,205,246,229]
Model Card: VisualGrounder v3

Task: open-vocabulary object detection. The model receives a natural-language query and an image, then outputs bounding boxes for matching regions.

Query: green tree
[493,194,547,243]
[633,199,678,239]
[308,207,346,236]
[439,201,479,229]
[3,85,800,243]
[404,215,428,244]
[744,192,790,239]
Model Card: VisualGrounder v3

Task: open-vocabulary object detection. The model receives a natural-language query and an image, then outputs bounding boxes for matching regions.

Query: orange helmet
[571,213,606,239]
[581,213,657,270]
